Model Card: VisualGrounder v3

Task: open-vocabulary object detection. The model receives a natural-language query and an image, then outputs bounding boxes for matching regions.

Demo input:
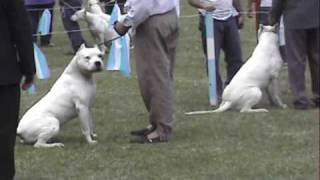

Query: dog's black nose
[95,61,101,68]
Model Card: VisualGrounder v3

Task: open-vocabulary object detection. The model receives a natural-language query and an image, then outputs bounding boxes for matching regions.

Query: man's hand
[114,21,130,36]
[248,6,254,18]
[22,75,34,90]
[247,0,255,18]
[237,15,244,29]
[188,0,215,12]
[201,2,216,12]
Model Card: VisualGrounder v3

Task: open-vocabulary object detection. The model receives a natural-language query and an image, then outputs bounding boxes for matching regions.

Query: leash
[60,0,77,11]
[61,0,122,44]
[105,35,121,44]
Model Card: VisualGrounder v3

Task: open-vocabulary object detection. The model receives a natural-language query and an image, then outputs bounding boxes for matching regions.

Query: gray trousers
[59,0,86,52]
[285,27,320,103]
[134,9,179,139]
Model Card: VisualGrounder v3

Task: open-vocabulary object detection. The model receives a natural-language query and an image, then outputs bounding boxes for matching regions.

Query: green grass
[15,2,319,180]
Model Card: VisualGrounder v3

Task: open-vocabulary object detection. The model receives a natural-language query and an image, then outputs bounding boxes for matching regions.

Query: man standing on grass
[114,0,180,143]
[270,0,319,109]
[0,0,36,179]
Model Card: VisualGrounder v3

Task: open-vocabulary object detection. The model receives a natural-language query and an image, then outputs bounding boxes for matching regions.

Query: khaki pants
[134,9,179,139]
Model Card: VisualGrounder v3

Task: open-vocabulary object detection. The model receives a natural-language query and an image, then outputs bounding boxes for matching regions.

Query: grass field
[15,1,319,180]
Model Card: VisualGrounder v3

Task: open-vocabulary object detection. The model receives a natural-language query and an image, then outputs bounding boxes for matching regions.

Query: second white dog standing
[17,45,104,148]
[70,0,124,53]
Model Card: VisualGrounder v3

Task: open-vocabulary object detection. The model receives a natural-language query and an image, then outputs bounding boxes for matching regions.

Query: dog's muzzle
[94,61,103,71]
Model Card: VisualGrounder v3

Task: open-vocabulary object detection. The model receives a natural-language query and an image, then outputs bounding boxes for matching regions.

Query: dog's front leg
[268,77,287,109]
[76,103,98,145]
[98,34,107,54]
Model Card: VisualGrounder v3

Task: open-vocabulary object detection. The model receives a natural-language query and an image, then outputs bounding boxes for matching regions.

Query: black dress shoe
[293,99,310,110]
[129,135,168,144]
[130,126,156,136]
[311,98,320,108]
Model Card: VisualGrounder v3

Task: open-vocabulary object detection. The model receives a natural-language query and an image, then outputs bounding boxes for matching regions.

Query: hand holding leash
[113,20,130,36]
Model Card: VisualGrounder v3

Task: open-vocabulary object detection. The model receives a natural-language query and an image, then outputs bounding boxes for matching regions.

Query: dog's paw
[88,140,98,145]
[70,15,79,22]
[91,133,98,138]
[55,143,65,148]
[280,104,288,109]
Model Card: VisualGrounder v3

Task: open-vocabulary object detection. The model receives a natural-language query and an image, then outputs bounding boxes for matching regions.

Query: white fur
[70,0,126,52]
[17,45,104,148]
[186,25,287,116]
[214,25,287,113]
[86,0,105,14]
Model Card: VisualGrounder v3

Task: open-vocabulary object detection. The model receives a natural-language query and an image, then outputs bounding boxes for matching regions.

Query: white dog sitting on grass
[17,44,104,148]
[186,25,287,115]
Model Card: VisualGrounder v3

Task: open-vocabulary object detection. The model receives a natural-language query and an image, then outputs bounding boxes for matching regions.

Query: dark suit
[0,0,36,179]
[271,0,320,108]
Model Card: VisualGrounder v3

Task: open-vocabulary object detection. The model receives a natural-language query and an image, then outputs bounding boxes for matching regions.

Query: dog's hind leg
[34,118,64,148]
[240,87,268,113]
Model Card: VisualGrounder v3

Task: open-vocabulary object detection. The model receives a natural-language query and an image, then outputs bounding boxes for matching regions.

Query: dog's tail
[212,101,232,113]
[185,101,232,115]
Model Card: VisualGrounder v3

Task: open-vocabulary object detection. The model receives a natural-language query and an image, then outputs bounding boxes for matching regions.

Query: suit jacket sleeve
[270,0,286,25]
[6,0,36,77]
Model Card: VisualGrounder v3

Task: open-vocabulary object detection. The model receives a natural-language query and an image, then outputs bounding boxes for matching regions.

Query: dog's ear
[257,24,264,40]
[79,43,86,50]
[272,23,280,33]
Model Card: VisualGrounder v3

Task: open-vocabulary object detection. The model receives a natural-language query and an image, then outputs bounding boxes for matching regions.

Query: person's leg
[279,45,287,63]
[134,10,178,140]
[26,5,41,43]
[117,0,126,14]
[285,28,309,109]
[59,0,86,53]
[40,2,55,46]
[0,85,20,180]
[222,17,243,86]
[258,7,271,25]
[307,28,320,107]
[102,0,114,14]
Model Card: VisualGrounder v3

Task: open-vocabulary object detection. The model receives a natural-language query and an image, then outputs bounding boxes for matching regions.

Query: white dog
[186,25,287,115]
[71,1,125,52]
[86,0,105,15]
[17,44,104,148]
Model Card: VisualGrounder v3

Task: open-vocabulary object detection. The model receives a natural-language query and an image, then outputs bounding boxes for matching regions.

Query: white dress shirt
[123,0,179,28]
[199,0,234,21]
[260,0,272,7]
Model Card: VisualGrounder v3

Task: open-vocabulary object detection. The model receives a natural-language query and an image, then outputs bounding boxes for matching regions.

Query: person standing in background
[189,0,244,104]
[25,0,55,47]
[270,0,319,109]
[247,0,287,63]
[0,0,36,179]
[114,0,180,143]
[59,0,86,54]
[100,0,126,15]
[248,0,271,27]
